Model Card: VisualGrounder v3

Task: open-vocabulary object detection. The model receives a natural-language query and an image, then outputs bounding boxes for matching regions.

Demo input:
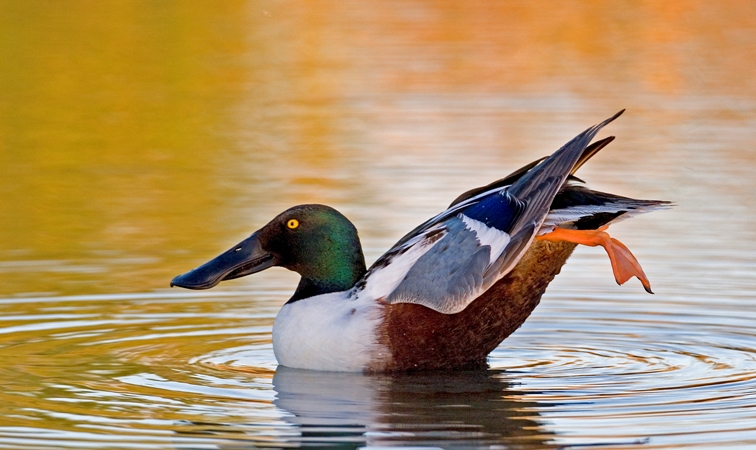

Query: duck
[171,110,670,372]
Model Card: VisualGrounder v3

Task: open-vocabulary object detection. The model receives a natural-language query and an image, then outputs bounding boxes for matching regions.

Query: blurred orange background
[0,0,754,295]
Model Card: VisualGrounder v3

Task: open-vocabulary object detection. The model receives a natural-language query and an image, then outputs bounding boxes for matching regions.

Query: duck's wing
[358,111,623,314]
[447,136,616,208]
[543,184,673,232]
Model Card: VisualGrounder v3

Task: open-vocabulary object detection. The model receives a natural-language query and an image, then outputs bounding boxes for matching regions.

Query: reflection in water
[272,367,552,448]
[0,289,755,448]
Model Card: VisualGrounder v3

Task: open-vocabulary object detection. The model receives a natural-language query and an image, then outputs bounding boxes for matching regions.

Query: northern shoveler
[171,110,670,372]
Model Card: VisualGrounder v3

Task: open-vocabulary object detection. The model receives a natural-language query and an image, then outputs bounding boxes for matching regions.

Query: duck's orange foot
[536,226,653,294]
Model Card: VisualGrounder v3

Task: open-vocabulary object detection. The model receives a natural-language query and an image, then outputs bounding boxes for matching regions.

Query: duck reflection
[272,366,554,448]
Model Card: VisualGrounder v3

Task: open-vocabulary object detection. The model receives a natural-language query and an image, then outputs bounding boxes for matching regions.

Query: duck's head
[171,204,367,301]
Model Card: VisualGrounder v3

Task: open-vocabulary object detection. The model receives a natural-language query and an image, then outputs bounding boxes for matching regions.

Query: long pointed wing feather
[447,135,616,207]
[359,111,624,314]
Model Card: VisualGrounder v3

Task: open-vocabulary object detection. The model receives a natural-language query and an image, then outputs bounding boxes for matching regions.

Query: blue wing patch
[461,191,526,233]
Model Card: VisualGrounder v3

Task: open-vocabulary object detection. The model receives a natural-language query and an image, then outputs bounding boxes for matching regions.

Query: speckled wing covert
[359,111,624,314]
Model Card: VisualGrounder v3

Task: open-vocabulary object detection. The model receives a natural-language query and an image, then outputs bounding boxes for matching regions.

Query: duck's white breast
[272,291,386,372]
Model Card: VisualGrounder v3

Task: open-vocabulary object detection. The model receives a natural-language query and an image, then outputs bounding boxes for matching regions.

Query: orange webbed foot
[536,226,653,294]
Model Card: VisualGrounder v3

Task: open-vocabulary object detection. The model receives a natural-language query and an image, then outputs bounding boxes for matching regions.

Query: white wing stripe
[460,214,511,265]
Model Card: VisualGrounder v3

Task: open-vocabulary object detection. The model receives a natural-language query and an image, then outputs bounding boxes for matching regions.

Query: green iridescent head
[171,204,367,302]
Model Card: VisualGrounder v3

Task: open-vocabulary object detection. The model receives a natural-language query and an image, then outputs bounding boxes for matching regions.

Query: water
[1,1,756,448]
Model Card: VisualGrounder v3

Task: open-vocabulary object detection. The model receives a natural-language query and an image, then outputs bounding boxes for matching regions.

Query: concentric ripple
[488,289,756,449]
[2,276,755,449]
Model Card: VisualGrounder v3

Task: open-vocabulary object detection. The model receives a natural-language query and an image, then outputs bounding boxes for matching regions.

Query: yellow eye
[287,219,299,229]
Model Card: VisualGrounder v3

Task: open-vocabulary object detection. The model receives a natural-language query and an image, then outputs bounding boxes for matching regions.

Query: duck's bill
[170,231,276,290]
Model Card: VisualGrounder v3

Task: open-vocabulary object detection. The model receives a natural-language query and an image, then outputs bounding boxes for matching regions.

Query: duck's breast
[272,291,388,372]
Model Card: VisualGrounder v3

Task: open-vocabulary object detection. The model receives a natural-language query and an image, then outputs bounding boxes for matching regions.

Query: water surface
[1,1,756,448]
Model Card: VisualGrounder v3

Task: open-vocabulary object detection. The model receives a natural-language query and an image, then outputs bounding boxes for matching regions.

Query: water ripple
[0,280,755,449]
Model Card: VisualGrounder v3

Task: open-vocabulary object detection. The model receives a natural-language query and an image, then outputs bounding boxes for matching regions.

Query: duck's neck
[288,242,367,303]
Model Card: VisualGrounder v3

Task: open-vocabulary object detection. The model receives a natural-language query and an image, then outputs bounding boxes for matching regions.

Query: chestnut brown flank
[373,240,577,372]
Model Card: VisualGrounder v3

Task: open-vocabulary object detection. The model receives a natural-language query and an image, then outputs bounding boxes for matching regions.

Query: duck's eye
[287,219,299,229]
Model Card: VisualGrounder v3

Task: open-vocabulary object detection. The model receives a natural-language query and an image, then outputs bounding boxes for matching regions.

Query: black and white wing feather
[355,111,624,314]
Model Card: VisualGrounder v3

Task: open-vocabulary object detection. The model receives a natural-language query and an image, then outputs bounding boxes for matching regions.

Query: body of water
[1,1,756,448]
